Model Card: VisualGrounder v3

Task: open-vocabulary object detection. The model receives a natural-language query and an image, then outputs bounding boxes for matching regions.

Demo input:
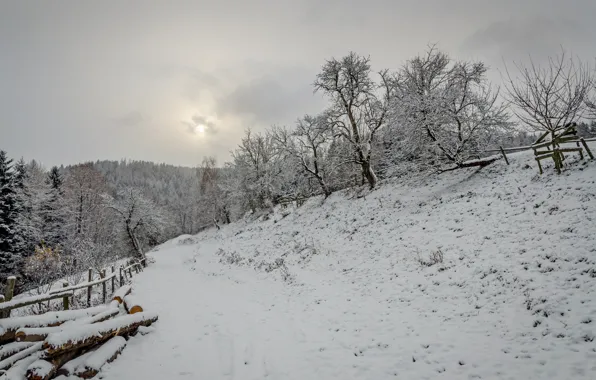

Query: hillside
[103,149,596,380]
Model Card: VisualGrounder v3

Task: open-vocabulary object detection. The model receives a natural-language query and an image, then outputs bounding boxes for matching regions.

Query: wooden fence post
[580,138,594,159]
[62,282,69,310]
[87,268,93,307]
[499,146,509,165]
[111,266,115,294]
[100,269,107,304]
[119,266,124,287]
[1,276,16,318]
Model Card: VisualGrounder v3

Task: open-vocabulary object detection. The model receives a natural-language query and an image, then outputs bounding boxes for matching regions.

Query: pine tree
[41,166,66,248]
[0,151,21,278]
[13,158,34,256]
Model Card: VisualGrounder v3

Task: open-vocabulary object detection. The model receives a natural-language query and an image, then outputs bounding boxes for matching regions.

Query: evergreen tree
[0,151,21,278]
[13,158,35,256]
[41,166,66,248]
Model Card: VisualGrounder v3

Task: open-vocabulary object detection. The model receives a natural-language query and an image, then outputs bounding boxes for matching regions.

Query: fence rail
[0,258,146,318]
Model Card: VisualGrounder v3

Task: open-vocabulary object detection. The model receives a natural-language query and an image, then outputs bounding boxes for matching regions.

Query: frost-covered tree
[389,46,511,166]
[41,166,67,248]
[231,129,280,212]
[272,115,335,197]
[104,188,170,261]
[504,50,593,138]
[314,52,390,189]
[198,156,230,227]
[0,151,21,278]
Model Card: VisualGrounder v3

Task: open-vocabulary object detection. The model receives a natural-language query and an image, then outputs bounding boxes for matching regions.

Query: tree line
[2,46,596,292]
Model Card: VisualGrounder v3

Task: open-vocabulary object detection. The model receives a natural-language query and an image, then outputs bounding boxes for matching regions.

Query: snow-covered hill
[104,150,596,380]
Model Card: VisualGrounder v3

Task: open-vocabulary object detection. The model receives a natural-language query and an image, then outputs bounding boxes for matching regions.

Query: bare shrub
[216,248,245,266]
[418,248,444,267]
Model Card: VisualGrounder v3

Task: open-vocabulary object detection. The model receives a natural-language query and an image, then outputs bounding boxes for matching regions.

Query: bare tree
[503,50,593,138]
[314,52,390,189]
[272,114,334,197]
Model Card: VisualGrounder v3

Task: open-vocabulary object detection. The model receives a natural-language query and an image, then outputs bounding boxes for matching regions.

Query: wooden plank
[532,140,556,150]
[556,148,583,153]
[580,138,594,159]
[535,153,554,161]
[557,136,581,144]
[499,146,509,165]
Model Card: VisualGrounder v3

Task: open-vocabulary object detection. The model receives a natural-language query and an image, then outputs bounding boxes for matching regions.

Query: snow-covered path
[104,243,351,380]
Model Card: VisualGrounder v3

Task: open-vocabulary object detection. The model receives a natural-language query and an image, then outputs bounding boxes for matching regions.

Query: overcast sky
[1,0,595,167]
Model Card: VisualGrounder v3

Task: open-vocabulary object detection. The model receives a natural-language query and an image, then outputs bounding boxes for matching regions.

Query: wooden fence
[0,258,147,319]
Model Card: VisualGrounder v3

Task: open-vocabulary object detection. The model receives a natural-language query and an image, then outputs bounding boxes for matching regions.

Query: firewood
[25,359,54,380]
[111,285,131,304]
[0,341,43,370]
[43,313,158,358]
[0,306,107,343]
[75,337,127,379]
[15,326,62,342]
[0,341,36,361]
[75,307,121,325]
[123,295,143,314]
[56,349,95,377]
[0,351,43,379]
[26,349,80,380]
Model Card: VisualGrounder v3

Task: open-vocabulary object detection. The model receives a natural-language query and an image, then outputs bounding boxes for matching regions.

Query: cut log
[76,336,127,379]
[123,295,143,314]
[56,349,95,377]
[0,341,43,370]
[0,341,36,361]
[75,307,120,325]
[111,285,131,304]
[16,326,63,342]
[26,348,80,380]
[43,313,158,358]
[137,325,155,336]
[25,359,54,380]
[0,306,107,344]
[0,351,43,379]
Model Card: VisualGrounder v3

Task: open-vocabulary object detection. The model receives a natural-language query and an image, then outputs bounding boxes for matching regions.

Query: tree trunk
[43,314,158,358]
[125,224,145,261]
[360,160,377,189]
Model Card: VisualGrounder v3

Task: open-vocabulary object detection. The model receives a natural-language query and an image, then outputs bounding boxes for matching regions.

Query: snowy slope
[103,150,596,380]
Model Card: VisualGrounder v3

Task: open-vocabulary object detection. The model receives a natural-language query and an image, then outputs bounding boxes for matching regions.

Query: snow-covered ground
[103,150,596,380]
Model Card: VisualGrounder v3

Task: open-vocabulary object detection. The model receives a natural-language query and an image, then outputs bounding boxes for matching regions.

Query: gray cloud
[1,0,595,167]
[183,114,218,135]
[462,17,595,63]
[112,111,145,128]
[216,73,325,127]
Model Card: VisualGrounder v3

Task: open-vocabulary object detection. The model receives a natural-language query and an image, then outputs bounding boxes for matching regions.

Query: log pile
[0,286,155,379]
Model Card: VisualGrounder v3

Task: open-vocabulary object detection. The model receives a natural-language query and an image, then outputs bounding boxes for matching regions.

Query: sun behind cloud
[195,124,206,134]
